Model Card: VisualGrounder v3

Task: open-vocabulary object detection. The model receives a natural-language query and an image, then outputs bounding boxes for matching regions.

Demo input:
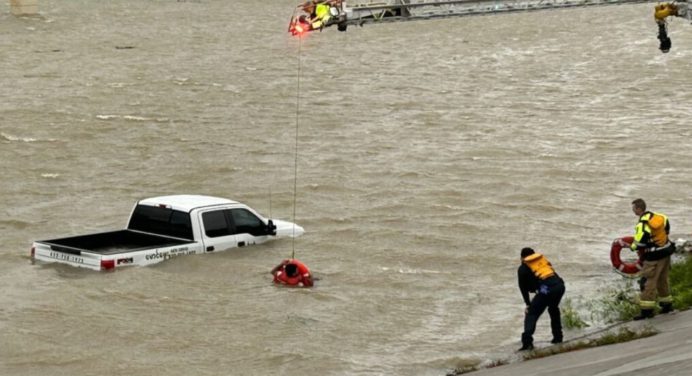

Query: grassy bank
[561,252,692,329]
[670,253,692,310]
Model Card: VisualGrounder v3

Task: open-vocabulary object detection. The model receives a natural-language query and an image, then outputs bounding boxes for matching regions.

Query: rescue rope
[291,36,304,260]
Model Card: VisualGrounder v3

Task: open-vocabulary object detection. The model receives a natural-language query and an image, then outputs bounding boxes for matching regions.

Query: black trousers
[522,282,565,346]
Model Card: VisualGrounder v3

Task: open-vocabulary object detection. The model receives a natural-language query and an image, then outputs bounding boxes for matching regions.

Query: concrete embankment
[468,309,692,376]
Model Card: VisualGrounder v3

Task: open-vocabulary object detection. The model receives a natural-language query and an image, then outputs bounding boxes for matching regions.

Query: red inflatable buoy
[610,236,643,276]
[272,259,314,287]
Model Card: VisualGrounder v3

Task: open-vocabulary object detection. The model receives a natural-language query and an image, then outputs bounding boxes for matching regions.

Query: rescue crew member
[630,198,675,319]
[654,3,677,52]
[302,0,333,30]
[517,247,565,351]
[271,259,313,287]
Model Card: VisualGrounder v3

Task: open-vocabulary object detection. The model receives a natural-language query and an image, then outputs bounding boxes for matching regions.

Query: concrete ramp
[469,310,692,376]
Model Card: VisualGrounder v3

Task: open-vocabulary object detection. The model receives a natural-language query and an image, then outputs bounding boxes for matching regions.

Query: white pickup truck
[30,195,304,271]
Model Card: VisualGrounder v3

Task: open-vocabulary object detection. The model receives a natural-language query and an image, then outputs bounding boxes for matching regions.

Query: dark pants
[522,282,565,346]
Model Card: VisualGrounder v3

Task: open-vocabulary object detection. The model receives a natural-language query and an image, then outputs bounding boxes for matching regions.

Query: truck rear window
[128,205,193,240]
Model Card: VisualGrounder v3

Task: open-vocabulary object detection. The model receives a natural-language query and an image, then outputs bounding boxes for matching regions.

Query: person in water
[517,247,565,351]
[271,259,313,287]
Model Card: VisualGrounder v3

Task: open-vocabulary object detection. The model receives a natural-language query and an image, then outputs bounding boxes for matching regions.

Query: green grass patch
[670,254,692,310]
[561,298,589,329]
[585,282,640,323]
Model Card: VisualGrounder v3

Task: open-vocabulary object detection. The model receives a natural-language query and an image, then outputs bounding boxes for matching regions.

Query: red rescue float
[271,259,314,287]
[610,236,643,276]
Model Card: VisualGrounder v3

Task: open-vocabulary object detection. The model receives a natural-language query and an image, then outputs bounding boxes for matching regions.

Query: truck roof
[138,195,239,212]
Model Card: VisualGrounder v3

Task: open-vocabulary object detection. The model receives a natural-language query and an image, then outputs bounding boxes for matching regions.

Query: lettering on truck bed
[144,247,196,261]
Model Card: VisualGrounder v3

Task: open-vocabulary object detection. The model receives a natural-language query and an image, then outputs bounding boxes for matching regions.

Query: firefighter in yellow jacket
[302,0,333,30]
[517,247,565,351]
[630,198,676,320]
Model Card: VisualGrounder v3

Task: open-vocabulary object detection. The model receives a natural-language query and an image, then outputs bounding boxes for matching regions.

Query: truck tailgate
[32,242,103,270]
[32,230,194,271]
[32,241,202,271]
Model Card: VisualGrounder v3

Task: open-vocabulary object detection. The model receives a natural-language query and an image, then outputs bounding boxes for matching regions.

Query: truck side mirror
[267,220,277,236]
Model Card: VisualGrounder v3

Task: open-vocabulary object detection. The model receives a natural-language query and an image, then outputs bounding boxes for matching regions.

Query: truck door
[228,208,272,247]
[198,209,238,253]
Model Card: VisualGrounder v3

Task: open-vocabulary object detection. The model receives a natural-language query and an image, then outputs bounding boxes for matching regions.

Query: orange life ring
[610,236,643,276]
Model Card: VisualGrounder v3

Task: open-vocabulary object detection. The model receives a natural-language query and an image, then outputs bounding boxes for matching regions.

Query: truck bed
[39,230,192,255]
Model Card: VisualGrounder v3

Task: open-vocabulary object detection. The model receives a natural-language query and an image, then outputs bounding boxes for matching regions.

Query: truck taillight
[101,259,115,271]
[30,246,35,258]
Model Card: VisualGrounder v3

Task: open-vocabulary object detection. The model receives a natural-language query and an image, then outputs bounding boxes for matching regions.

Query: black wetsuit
[518,263,565,347]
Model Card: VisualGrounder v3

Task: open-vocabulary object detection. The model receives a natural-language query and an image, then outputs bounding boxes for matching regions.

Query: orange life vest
[637,212,670,247]
[522,253,556,280]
